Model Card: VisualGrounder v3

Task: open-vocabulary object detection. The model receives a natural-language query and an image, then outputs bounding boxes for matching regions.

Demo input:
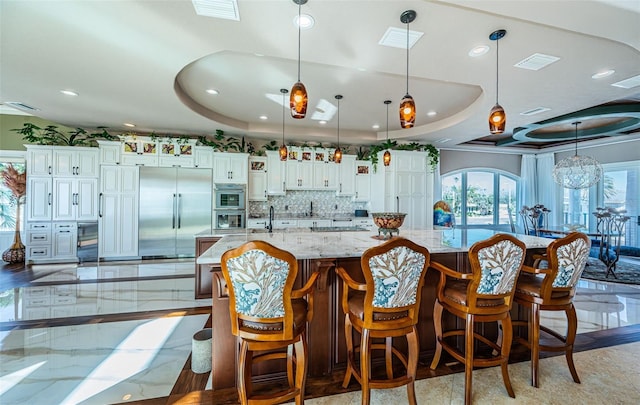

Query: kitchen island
[197,228,552,390]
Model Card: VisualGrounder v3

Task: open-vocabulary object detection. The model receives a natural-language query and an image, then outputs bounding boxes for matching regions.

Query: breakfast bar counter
[197,228,552,390]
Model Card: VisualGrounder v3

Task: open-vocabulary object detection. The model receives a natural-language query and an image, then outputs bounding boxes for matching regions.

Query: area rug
[581,257,640,285]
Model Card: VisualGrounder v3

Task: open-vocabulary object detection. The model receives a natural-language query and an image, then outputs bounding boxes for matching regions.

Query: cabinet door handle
[172,194,177,229]
[177,194,182,229]
[48,193,52,206]
[48,166,52,175]
[34,236,45,240]
[99,193,103,218]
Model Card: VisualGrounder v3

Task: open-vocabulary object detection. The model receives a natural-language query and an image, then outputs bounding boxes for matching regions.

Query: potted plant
[1,164,26,264]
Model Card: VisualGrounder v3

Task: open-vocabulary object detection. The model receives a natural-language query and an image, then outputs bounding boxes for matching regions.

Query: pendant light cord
[495,37,499,104]
[297,3,301,82]
[406,21,410,94]
[574,122,579,157]
[386,102,389,140]
[282,90,286,144]
[337,97,340,147]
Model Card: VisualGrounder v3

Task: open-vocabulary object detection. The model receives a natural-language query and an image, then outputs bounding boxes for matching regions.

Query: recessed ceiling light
[294,13,314,29]
[592,69,615,79]
[206,89,219,95]
[372,124,380,129]
[319,120,327,125]
[435,138,451,144]
[123,123,136,128]
[259,115,267,120]
[468,45,489,57]
[427,111,437,117]
[60,90,78,96]
[254,53,264,57]
[357,67,367,72]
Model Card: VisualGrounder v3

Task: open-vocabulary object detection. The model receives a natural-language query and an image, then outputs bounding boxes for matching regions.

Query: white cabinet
[375,151,433,230]
[286,160,313,189]
[297,219,331,228]
[265,151,286,195]
[247,218,268,229]
[99,166,139,258]
[26,222,52,260]
[248,157,267,201]
[52,147,99,177]
[194,146,214,168]
[353,218,374,230]
[52,178,98,221]
[273,219,298,229]
[26,177,53,221]
[26,146,53,176]
[157,139,196,167]
[98,141,121,165]
[313,161,338,189]
[121,137,159,166]
[213,152,248,183]
[52,222,77,258]
[336,155,356,196]
[354,160,372,202]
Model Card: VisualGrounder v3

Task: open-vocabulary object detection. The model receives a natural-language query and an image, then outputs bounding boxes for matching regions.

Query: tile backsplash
[248,190,369,218]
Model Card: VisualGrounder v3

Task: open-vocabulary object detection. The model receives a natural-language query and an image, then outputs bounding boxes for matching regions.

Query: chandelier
[552,121,603,189]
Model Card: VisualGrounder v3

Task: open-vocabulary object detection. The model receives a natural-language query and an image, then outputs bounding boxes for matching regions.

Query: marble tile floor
[1,259,639,404]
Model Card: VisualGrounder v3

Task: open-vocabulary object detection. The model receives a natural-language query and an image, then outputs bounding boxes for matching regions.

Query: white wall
[440,150,521,176]
[555,138,640,164]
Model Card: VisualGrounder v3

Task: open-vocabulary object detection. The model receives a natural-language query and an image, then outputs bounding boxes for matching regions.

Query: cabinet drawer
[26,296,52,307]
[28,222,51,231]
[274,220,297,227]
[53,295,77,305]
[54,222,77,231]
[28,246,51,258]
[27,231,51,245]
[24,286,50,297]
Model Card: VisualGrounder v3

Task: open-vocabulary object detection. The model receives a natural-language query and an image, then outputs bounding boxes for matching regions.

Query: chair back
[221,240,299,341]
[360,237,430,328]
[467,234,526,307]
[541,232,591,297]
[593,207,630,264]
[520,204,550,236]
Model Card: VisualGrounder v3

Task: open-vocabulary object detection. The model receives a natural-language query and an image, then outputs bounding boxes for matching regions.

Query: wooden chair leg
[430,300,444,370]
[565,304,581,384]
[237,340,251,405]
[385,337,393,379]
[361,328,371,405]
[342,315,354,388]
[287,344,294,387]
[406,327,418,405]
[530,303,541,388]
[464,313,474,405]
[499,317,515,398]
[294,337,307,405]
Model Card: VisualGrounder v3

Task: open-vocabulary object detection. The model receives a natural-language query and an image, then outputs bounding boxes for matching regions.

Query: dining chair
[592,207,630,278]
[513,232,590,388]
[430,233,526,405]
[335,237,430,405]
[220,240,319,405]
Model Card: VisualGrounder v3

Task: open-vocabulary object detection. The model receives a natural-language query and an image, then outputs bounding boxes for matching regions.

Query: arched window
[440,169,519,231]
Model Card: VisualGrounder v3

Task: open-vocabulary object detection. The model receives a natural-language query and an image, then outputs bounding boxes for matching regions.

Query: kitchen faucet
[267,205,274,233]
[310,201,313,217]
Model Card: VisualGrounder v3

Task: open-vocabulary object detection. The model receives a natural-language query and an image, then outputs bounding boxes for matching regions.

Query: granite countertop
[248,214,367,220]
[196,228,552,265]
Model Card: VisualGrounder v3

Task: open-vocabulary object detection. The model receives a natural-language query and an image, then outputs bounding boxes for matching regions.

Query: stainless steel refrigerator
[138,167,212,257]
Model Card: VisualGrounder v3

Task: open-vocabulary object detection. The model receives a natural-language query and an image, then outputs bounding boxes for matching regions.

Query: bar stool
[430,233,526,405]
[513,232,590,387]
[220,240,318,405]
[335,237,430,405]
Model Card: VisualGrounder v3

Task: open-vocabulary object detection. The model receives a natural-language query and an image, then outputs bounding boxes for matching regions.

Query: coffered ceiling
[1,0,639,152]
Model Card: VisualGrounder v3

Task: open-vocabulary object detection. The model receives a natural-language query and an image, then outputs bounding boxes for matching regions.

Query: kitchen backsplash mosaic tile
[248,190,369,218]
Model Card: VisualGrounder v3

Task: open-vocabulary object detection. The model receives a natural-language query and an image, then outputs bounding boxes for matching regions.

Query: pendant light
[334,95,343,164]
[279,88,288,161]
[552,121,603,189]
[399,10,416,129]
[383,100,392,166]
[489,29,507,134]
[290,0,308,119]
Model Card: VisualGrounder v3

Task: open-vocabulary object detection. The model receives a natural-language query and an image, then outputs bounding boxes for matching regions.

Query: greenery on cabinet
[367,140,439,173]
[11,123,118,146]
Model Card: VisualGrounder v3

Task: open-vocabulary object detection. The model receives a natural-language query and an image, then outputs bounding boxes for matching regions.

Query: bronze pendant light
[489,29,507,134]
[334,95,343,164]
[279,88,289,161]
[383,100,392,166]
[399,10,416,129]
[290,0,308,119]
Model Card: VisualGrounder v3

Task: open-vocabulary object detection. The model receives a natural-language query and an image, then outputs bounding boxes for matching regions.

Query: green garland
[367,141,439,173]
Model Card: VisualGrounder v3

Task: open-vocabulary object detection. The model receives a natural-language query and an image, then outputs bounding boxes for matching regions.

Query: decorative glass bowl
[371,212,407,238]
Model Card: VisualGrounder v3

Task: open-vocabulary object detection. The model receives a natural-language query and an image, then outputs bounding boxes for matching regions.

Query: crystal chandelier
[552,121,602,189]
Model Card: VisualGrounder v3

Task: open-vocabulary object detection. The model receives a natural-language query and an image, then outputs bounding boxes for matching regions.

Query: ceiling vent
[611,74,640,89]
[379,27,423,49]
[192,0,240,21]
[4,101,39,112]
[514,53,560,71]
[520,107,551,116]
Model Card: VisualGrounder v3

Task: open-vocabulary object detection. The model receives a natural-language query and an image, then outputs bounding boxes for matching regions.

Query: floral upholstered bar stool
[335,237,430,405]
[430,233,526,405]
[220,241,319,405]
[513,232,591,388]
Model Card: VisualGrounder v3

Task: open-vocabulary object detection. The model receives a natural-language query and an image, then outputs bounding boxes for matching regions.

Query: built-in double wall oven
[213,184,246,229]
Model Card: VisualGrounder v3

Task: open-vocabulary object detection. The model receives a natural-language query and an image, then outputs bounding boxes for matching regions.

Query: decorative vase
[2,203,25,264]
